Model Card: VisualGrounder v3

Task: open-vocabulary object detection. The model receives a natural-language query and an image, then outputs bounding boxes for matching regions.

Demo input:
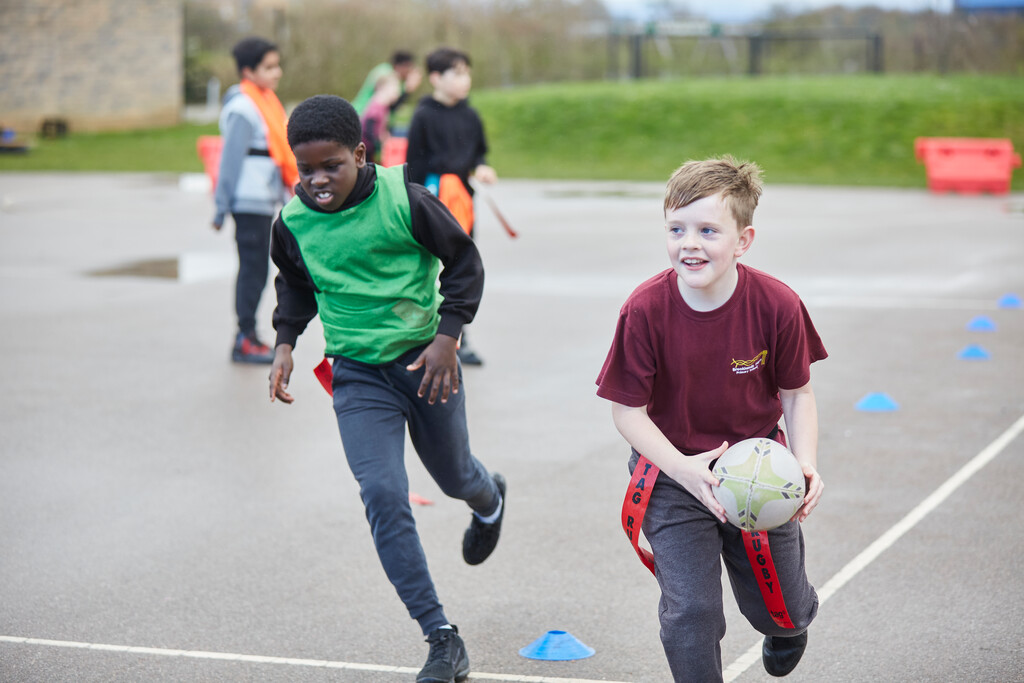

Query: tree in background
[183,0,1023,104]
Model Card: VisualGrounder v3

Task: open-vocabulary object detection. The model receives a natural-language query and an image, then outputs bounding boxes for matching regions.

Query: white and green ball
[712,438,805,532]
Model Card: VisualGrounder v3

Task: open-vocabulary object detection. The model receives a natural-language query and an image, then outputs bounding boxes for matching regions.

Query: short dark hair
[425,47,471,75]
[232,37,278,74]
[287,95,362,151]
[391,50,414,66]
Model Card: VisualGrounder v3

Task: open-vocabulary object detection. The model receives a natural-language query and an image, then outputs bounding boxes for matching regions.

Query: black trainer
[231,332,274,364]
[417,625,470,683]
[462,473,506,565]
[762,630,808,677]
[456,345,483,366]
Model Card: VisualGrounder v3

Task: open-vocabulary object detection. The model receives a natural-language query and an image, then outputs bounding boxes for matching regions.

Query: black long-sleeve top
[271,163,484,352]
[406,96,489,194]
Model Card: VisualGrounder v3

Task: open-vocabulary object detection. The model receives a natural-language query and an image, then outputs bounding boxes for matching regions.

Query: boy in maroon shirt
[596,157,826,682]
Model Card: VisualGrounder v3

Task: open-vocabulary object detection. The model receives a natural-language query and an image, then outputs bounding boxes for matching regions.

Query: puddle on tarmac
[87,258,178,279]
[86,252,236,282]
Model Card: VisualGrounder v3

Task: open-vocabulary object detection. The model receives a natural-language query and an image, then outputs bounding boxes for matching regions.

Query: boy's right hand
[665,441,730,523]
[269,344,294,404]
[611,403,730,523]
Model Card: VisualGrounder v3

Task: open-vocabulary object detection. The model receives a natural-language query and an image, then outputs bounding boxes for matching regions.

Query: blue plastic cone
[519,630,595,661]
[966,315,997,332]
[855,392,899,412]
[997,293,1022,309]
[958,344,991,360]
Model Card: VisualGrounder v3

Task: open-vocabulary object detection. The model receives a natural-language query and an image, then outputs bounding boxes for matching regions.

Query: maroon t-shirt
[596,264,827,455]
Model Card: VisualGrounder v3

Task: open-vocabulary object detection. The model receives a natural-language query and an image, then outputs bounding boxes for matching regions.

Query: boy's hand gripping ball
[712,438,805,531]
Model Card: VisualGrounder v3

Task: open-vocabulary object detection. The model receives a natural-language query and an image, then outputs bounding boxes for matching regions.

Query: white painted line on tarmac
[723,411,1024,682]
[0,635,630,683]
[11,416,1021,682]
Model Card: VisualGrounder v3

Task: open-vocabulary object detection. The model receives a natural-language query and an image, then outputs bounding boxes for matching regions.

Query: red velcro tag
[621,455,659,576]
[313,358,333,396]
[742,530,795,629]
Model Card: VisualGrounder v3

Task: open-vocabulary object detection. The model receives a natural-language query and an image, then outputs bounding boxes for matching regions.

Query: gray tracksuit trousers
[331,346,500,635]
[632,452,819,683]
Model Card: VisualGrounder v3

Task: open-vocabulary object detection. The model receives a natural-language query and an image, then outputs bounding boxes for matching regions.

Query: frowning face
[292,139,366,212]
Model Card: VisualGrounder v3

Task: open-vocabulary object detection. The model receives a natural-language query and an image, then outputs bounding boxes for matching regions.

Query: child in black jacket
[406,47,497,366]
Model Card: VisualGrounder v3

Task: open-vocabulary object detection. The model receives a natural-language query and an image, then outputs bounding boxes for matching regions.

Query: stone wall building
[0,0,183,134]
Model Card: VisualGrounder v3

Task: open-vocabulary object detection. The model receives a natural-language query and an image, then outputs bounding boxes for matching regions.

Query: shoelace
[423,630,456,666]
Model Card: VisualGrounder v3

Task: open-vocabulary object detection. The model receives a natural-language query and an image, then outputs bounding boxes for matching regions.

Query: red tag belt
[621,454,793,628]
[741,528,794,628]
[621,457,659,574]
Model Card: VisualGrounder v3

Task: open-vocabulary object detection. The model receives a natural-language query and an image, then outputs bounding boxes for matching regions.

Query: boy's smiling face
[665,192,754,310]
[292,139,366,212]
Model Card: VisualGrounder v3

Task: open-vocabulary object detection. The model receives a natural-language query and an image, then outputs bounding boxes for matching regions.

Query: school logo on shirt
[731,350,767,375]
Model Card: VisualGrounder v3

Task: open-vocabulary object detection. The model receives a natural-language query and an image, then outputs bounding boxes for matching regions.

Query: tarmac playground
[1,172,1022,682]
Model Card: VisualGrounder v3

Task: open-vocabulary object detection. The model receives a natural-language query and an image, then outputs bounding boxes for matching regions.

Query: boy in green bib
[268,95,505,683]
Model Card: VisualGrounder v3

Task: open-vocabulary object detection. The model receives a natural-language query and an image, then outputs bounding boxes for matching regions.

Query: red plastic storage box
[914,137,1020,195]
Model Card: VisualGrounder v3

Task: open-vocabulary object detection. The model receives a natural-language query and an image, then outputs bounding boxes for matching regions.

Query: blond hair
[664,156,764,228]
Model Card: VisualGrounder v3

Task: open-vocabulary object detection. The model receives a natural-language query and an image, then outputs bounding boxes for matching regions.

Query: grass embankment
[475,75,1024,188]
[0,123,218,173]
[2,75,1022,188]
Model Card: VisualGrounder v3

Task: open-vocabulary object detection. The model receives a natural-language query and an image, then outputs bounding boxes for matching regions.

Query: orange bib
[239,79,299,191]
[438,174,474,235]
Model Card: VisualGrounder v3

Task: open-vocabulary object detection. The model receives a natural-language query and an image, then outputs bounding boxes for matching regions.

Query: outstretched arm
[779,381,823,522]
[270,215,318,350]
[212,112,253,229]
[403,175,484,406]
[406,175,484,339]
[266,215,317,407]
[611,403,729,522]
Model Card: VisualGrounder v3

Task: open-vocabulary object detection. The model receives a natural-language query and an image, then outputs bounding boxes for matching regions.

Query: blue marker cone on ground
[966,315,996,332]
[997,293,1021,309]
[855,393,899,412]
[519,630,595,661]
[958,344,991,360]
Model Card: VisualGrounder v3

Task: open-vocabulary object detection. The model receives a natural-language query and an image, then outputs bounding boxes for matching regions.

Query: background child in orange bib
[212,37,298,364]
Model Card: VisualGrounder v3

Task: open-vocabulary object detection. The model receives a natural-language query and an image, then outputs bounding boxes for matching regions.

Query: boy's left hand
[473,165,497,185]
[793,463,823,523]
[406,334,459,405]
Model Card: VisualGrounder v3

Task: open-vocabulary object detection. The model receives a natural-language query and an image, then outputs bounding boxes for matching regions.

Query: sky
[602,0,957,23]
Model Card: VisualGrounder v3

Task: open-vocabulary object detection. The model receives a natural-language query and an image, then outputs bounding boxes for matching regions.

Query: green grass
[3,75,1022,189]
[474,74,1024,188]
[0,122,218,173]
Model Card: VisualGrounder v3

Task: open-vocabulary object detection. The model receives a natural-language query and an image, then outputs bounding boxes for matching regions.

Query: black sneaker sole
[231,352,274,364]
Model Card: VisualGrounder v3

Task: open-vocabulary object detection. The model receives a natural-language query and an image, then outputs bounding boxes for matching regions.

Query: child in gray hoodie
[213,36,295,363]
